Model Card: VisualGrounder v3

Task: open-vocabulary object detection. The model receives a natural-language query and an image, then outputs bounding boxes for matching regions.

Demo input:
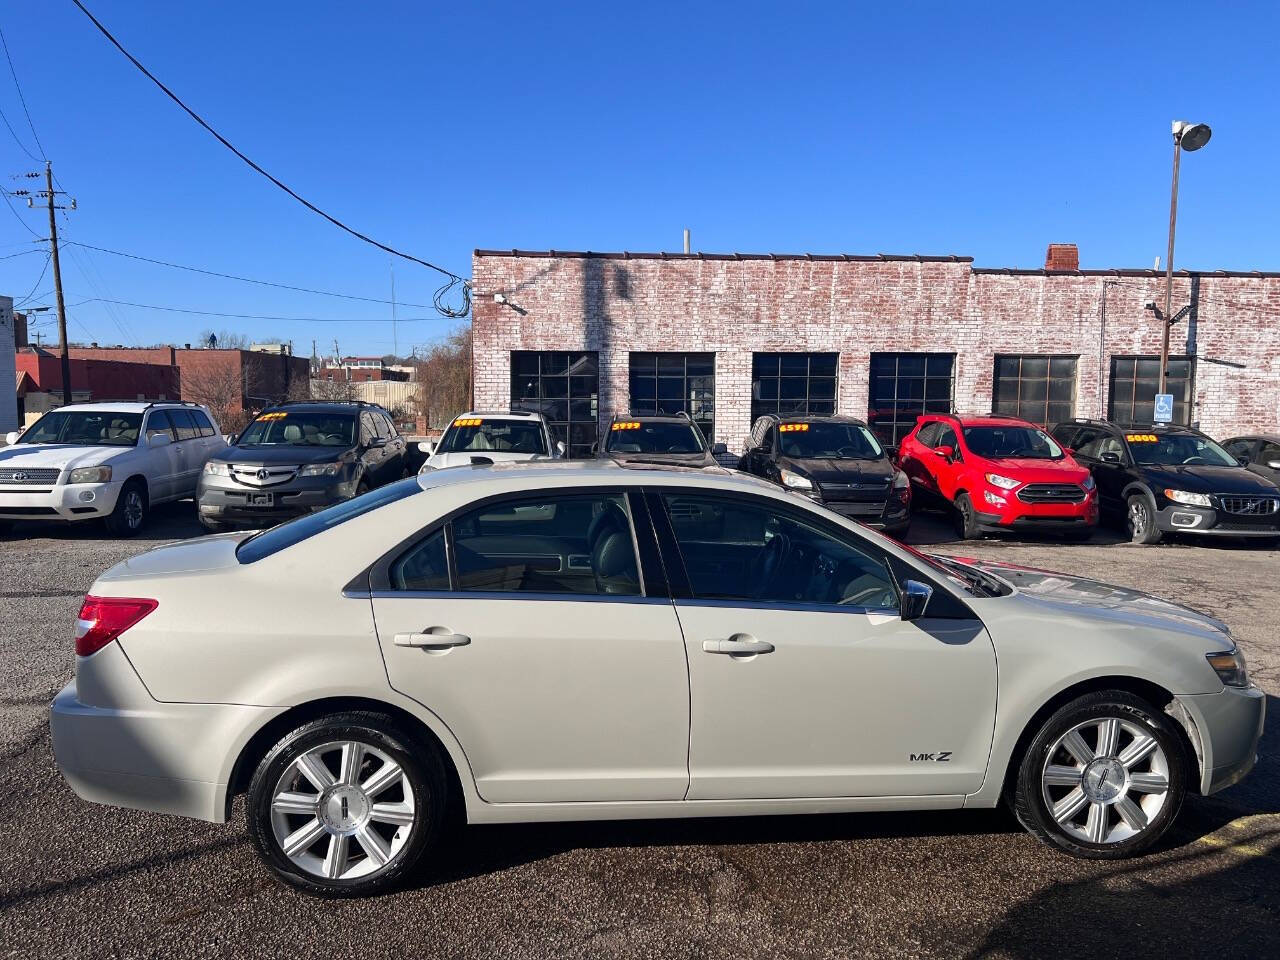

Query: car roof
[453,410,546,422]
[763,413,870,427]
[612,413,698,424]
[261,403,370,415]
[39,401,198,414]
[1057,419,1203,436]
[416,458,765,493]
[922,413,1035,428]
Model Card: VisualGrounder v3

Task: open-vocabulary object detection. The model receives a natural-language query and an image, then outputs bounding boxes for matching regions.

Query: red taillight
[75,596,158,657]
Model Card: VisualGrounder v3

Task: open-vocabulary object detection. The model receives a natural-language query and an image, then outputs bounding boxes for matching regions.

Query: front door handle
[394,629,471,650]
[703,637,774,656]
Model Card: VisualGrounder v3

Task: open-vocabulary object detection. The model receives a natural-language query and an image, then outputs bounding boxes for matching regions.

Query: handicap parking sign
[1154,393,1174,423]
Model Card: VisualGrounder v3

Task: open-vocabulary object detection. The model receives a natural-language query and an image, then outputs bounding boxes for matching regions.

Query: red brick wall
[17,354,178,399]
[472,252,1280,452]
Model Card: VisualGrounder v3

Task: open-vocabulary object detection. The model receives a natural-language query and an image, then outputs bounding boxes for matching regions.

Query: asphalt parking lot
[1,503,1277,959]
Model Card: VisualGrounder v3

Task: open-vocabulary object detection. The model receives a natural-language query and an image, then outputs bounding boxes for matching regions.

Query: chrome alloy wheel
[270,740,417,881]
[1128,499,1150,539]
[122,489,145,530]
[1041,717,1170,845]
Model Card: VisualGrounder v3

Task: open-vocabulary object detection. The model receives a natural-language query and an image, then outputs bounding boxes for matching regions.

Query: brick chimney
[1045,243,1079,271]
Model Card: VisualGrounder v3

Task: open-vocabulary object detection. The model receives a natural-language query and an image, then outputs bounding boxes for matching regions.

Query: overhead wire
[1,189,41,238]
[62,295,433,322]
[0,104,41,162]
[14,251,50,305]
[69,0,470,318]
[0,25,46,160]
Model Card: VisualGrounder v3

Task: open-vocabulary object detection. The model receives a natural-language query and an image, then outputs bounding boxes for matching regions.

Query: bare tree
[415,324,471,429]
[310,378,355,402]
[182,360,251,432]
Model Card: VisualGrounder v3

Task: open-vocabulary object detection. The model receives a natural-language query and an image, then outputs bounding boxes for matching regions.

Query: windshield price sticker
[611,421,641,430]
[779,423,810,433]
[1126,433,1158,443]
[454,418,483,427]
[257,412,288,421]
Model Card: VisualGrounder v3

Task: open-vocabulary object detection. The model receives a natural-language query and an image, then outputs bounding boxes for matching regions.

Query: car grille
[817,480,890,502]
[1017,483,1086,504]
[825,501,885,518]
[1217,495,1280,516]
[0,467,61,485]
[1213,520,1279,532]
[229,464,301,488]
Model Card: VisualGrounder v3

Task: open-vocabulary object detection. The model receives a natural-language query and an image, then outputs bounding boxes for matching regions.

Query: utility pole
[42,162,72,405]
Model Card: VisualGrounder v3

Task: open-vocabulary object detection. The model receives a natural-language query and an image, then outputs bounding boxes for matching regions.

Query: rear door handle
[703,637,775,656]
[394,629,471,650]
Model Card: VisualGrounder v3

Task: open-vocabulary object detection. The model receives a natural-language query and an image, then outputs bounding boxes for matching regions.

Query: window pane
[809,377,836,400]
[662,494,897,608]
[512,352,540,376]
[452,494,639,596]
[391,530,449,591]
[809,353,838,377]
[657,354,685,376]
[996,356,1020,380]
[779,354,809,376]
[898,355,926,377]
[1020,356,1049,379]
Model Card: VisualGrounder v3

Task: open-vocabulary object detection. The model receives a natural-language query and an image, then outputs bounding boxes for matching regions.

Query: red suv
[897,414,1098,539]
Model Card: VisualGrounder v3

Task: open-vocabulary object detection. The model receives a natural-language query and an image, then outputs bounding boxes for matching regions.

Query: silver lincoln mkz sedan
[51,462,1263,896]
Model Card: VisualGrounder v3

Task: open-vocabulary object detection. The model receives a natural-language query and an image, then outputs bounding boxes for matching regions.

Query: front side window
[451,493,640,595]
[776,422,883,460]
[868,352,955,448]
[238,411,356,447]
[605,421,705,454]
[914,421,943,447]
[20,410,142,446]
[628,352,715,444]
[1123,431,1236,467]
[962,425,1063,460]
[661,493,898,609]
[1259,441,1280,466]
[145,410,176,441]
[751,352,837,421]
[437,419,547,455]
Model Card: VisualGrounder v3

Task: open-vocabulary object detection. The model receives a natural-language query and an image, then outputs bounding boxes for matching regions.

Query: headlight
[892,470,910,490]
[985,473,1020,490]
[1164,488,1211,507]
[203,461,231,477]
[1082,474,1096,491]
[299,462,343,477]
[67,466,111,484]
[1206,646,1249,688]
[780,468,813,491]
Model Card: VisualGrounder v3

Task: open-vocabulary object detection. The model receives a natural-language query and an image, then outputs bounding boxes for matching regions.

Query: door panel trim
[365,589,671,605]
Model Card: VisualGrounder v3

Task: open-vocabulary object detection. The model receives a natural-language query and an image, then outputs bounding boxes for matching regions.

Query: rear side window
[191,409,217,437]
[237,477,422,564]
[915,422,942,447]
[391,530,449,590]
[169,409,200,441]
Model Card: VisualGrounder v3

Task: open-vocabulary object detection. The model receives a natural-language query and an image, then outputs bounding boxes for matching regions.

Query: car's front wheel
[246,711,448,897]
[104,480,148,537]
[1127,493,1163,544]
[1013,690,1186,858]
[954,492,982,539]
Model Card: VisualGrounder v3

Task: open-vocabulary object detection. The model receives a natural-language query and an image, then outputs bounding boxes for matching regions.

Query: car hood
[211,445,351,466]
[780,456,894,484]
[606,451,716,468]
[424,451,549,469]
[977,457,1091,484]
[956,557,1233,645]
[96,532,252,583]
[0,444,124,471]
[1137,463,1280,496]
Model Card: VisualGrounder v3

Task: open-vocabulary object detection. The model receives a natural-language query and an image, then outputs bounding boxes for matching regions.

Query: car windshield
[606,422,704,454]
[438,421,546,454]
[1126,432,1237,467]
[18,411,142,446]
[237,412,356,446]
[963,425,1063,460]
[778,422,884,459]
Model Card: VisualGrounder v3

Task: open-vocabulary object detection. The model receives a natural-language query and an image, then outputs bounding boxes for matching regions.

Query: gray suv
[197,401,406,531]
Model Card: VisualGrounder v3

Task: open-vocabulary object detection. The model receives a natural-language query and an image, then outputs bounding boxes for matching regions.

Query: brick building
[15,348,179,423]
[471,245,1280,457]
[315,357,412,383]
[67,345,310,428]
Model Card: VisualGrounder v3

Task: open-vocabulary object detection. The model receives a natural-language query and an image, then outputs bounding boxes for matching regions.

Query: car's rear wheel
[1013,690,1186,859]
[954,492,981,539]
[246,711,448,897]
[104,480,148,537]
[1126,493,1163,544]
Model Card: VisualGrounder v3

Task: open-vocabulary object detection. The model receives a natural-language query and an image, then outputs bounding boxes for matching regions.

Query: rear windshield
[963,425,1063,460]
[606,422,705,454]
[19,411,142,446]
[236,477,421,563]
[438,420,546,455]
[779,422,884,460]
[237,411,356,447]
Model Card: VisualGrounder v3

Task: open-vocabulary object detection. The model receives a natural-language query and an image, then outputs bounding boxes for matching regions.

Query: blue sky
[1,1,1277,355]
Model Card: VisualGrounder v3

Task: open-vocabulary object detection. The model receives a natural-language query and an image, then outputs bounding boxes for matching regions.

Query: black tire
[246,711,449,897]
[1012,690,1186,859]
[104,479,148,537]
[1126,493,1163,545]
[954,492,981,539]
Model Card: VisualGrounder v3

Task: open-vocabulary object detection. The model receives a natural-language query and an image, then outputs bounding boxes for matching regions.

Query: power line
[62,240,439,308]
[63,294,434,323]
[15,251,50,305]
[0,26,46,160]
[0,104,40,162]
[1,188,41,237]
[0,247,42,260]
[69,0,470,318]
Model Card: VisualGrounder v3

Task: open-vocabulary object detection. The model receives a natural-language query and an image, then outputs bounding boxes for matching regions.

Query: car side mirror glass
[712,442,728,455]
[369,436,387,448]
[900,580,933,622]
[148,431,171,448]
[3,431,18,445]
[934,444,954,459]
[417,440,436,455]
[1100,451,1121,464]
[556,440,566,457]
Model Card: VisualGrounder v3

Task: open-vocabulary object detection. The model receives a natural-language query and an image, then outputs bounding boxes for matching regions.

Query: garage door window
[868,352,955,448]
[993,355,1078,426]
[1108,356,1194,425]
[511,351,599,458]
[751,352,837,421]
[628,353,715,443]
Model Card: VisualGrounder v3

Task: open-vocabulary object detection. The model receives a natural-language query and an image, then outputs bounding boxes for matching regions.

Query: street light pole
[1158,120,1211,396]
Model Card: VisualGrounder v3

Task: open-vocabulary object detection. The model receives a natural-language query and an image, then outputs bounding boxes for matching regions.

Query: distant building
[1,296,16,434]
[249,342,293,355]
[316,356,411,383]
[15,348,179,424]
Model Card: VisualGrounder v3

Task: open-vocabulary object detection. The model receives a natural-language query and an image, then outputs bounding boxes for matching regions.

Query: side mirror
[900,580,933,622]
[712,442,728,455]
[148,431,171,448]
[3,431,18,445]
[1100,451,1121,464]
[226,433,239,445]
[1237,456,1251,467]
[555,440,566,457]
[418,440,436,455]
[368,436,387,448]
[934,444,955,460]
[1061,446,1074,456]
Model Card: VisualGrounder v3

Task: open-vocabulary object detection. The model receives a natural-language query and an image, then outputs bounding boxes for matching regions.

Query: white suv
[419,410,564,470]
[0,402,226,536]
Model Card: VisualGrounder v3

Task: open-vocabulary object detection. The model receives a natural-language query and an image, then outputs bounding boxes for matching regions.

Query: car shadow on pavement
[0,500,206,544]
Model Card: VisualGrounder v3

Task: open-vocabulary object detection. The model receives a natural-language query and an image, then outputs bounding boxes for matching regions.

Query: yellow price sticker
[612,421,641,430]
[779,423,810,433]
[1125,433,1158,443]
[454,418,483,427]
